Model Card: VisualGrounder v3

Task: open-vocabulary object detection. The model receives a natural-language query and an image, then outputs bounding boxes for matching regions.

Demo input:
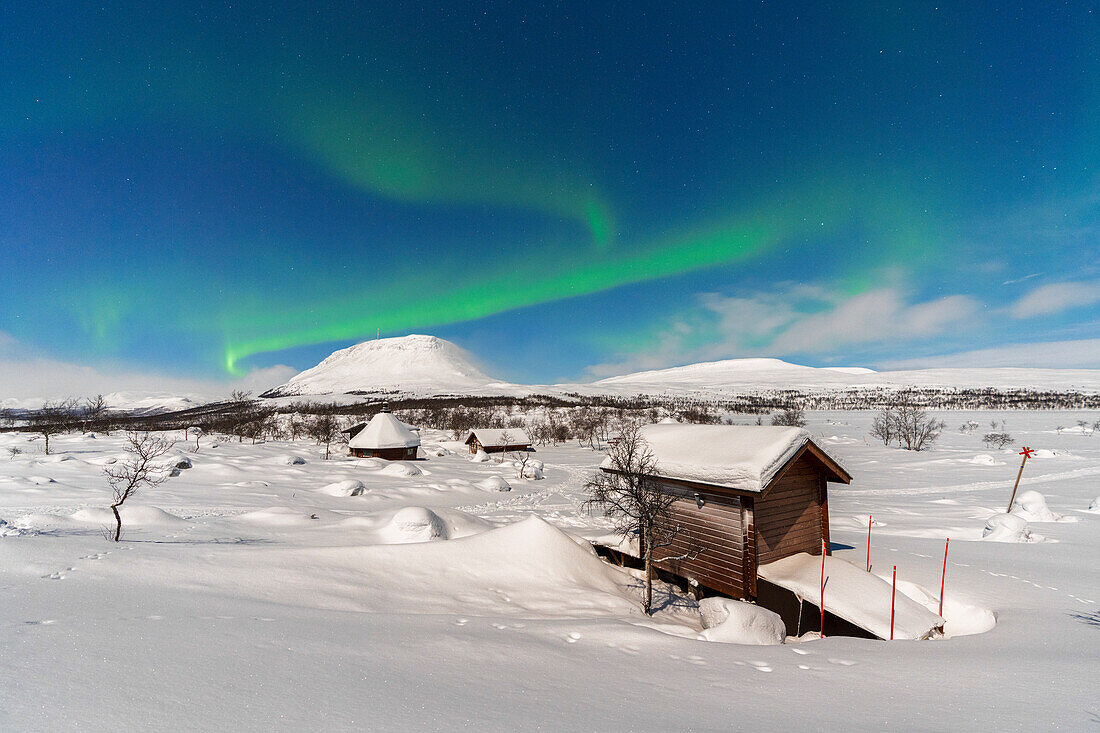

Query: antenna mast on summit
[376,328,380,340]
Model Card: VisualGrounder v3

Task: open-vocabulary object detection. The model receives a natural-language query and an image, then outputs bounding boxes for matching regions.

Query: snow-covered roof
[348,411,421,450]
[601,424,848,493]
[759,553,944,640]
[465,428,532,447]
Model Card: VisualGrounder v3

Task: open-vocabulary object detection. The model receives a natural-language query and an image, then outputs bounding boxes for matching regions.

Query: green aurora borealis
[3,2,1099,382]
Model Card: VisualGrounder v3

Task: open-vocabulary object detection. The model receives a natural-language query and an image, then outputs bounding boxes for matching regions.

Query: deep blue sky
[3,2,1098,387]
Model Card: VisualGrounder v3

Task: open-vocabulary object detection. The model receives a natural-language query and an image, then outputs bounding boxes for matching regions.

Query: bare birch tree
[103,432,175,542]
[583,423,697,615]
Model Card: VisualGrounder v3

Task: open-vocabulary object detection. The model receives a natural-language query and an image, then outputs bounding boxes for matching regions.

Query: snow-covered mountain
[262,335,506,397]
[264,338,1100,400]
[591,357,1100,395]
[592,358,879,392]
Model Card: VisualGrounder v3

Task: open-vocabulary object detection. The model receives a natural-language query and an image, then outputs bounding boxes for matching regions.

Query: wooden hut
[347,409,421,460]
[464,428,532,454]
[599,424,850,602]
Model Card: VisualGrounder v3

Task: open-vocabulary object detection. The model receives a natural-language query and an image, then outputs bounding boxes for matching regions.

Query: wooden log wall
[755,453,826,565]
[652,482,746,599]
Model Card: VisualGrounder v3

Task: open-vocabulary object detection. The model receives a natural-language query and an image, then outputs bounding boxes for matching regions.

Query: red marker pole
[866,515,872,572]
[819,539,827,639]
[889,565,897,641]
[1007,447,1035,513]
[939,538,949,617]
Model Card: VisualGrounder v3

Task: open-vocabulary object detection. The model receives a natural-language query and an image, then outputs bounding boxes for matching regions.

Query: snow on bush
[0,518,24,537]
[380,462,423,477]
[982,513,1040,543]
[699,598,786,645]
[470,449,490,462]
[964,454,1004,466]
[1010,490,1063,522]
[1087,497,1100,514]
[317,479,367,497]
[275,455,307,465]
[421,444,449,457]
[170,455,193,469]
[477,476,512,492]
[354,457,386,469]
[382,506,450,543]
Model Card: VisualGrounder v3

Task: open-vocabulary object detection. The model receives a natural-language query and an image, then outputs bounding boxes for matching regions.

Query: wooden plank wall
[653,482,746,599]
[755,453,825,565]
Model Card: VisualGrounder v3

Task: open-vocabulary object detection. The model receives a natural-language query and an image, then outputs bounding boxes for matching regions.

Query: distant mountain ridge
[262,335,1100,399]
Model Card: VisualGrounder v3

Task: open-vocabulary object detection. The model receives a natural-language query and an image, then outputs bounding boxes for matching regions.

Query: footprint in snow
[454,618,468,626]
[827,658,856,666]
[24,620,57,626]
[42,572,64,580]
[564,632,581,643]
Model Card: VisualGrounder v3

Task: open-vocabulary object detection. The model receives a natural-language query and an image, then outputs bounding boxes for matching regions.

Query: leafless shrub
[103,432,176,542]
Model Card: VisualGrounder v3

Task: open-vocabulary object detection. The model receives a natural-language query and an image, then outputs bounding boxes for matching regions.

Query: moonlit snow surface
[0,409,1097,730]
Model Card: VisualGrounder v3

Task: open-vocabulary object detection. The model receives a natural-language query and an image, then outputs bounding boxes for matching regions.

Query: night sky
[4,2,1099,386]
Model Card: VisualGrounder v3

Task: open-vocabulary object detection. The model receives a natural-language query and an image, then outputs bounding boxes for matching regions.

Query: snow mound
[382,506,450,543]
[699,598,786,645]
[964,454,1004,466]
[477,476,512,492]
[982,513,1041,543]
[274,455,307,465]
[893,579,997,638]
[380,462,422,477]
[170,455,193,469]
[470,449,490,462]
[354,457,386,469]
[317,479,367,497]
[24,476,55,485]
[1011,490,1063,522]
[39,454,73,462]
[237,506,334,526]
[70,505,189,526]
[1086,497,1100,514]
[421,444,449,457]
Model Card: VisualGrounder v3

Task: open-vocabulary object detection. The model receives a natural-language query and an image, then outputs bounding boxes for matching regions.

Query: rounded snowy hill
[593,358,879,392]
[263,335,502,397]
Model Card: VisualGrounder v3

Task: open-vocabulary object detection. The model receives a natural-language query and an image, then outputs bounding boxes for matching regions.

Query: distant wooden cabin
[464,428,533,454]
[347,409,421,460]
[599,425,850,602]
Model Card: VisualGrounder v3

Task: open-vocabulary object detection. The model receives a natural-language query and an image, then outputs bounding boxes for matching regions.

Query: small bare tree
[103,432,175,542]
[869,407,897,446]
[892,397,945,451]
[81,394,108,434]
[583,424,698,615]
[307,412,342,459]
[497,430,514,464]
[28,400,73,455]
[771,407,807,427]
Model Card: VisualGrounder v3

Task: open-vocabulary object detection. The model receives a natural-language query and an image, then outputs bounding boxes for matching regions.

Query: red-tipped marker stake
[890,565,897,641]
[1007,446,1035,513]
[820,539,827,639]
[866,515,872,572]
[939,538,949,617]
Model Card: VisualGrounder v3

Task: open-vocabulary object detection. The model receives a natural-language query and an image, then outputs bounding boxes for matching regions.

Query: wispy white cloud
[584,283,984,377]
[0,332,297,406]
[1009,280,1100,319]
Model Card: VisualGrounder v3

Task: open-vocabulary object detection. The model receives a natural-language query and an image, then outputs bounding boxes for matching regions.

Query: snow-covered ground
[1,410,1097,730]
